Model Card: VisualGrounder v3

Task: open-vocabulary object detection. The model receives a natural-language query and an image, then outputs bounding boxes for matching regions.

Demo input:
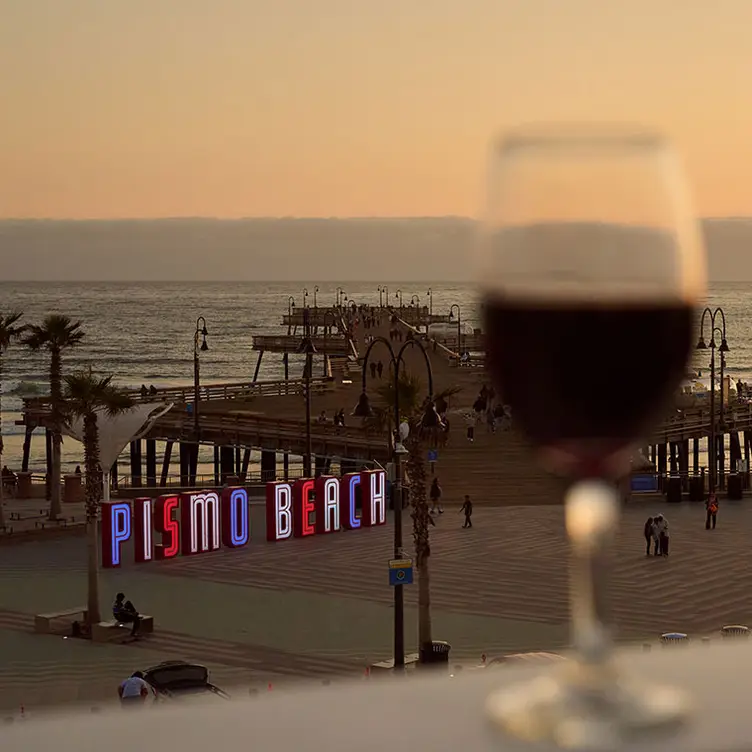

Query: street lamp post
[449,304,462,357]
[322,309,338,378]
[303,288,309,308]
[298,307,317,477]
[314,286,319,308]
[378,286,385,307]
[352,337,443,671]
[193,317,209,434]
[426,288,433,319]
[395,289,403,309]
[696,307,729,493]
[336,287,346,308]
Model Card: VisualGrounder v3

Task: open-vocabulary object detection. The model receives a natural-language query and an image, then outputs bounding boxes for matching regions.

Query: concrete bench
[34,607,88,634]
[91,615,154,643]
[34,516,75,529]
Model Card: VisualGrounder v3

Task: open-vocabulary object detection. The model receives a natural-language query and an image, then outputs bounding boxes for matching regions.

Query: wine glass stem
[567,480,617,666]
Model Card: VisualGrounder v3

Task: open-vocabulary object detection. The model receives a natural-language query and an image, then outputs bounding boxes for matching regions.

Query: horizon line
[0,215,748,223]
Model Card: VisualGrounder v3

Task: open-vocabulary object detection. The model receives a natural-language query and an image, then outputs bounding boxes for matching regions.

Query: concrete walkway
[2,498,749,714]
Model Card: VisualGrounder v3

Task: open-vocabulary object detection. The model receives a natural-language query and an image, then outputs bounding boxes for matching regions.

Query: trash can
[727,473,743,500]
[666,475,682,503]
[419,640,452,668]
[688,475,705,502]
[721,624,749,639]
[660,632,688,646]
[63,474,83,504]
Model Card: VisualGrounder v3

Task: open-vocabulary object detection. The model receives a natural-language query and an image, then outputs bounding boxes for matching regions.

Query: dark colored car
[142,661,230,702]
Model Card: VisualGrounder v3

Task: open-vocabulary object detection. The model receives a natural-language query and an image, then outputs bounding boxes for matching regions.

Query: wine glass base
[486,665,692,750]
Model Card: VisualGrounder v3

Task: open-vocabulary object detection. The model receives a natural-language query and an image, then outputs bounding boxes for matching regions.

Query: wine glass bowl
[478,125,706,748]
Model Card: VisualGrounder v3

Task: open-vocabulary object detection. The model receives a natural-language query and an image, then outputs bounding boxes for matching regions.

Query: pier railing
[651,402,752,442]
[20,377,334,419]
[252,334,352,355]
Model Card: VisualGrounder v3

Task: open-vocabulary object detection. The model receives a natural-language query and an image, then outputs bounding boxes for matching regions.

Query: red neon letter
[154,494,180,559]
[293,478,315,537]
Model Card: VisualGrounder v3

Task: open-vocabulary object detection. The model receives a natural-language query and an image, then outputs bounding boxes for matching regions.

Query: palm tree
[0,312,24,530]
[63,369,132,626]
[371,373,459,663]
[22,315,85,520]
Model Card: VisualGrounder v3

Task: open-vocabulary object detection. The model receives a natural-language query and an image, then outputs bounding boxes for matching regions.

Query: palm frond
[0,311,24,351]
[63,368,133,419]
[21,315,85,351]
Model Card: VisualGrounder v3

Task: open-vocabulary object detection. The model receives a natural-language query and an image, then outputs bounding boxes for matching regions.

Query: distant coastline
[1,217,750,282]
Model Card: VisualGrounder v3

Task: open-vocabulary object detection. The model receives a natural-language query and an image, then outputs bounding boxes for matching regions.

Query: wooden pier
[15,297,752,505]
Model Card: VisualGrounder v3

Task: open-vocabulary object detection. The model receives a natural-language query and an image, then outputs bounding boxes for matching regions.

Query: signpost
[428,449,438,474]
[389,558,414,586]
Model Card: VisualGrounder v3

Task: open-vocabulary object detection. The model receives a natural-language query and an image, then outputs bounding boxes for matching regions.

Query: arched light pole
[449,304,462,357]
[303,288,309,308]
[193,317,209,434]
[378,286,385,307]
[352,337,443,671]
[697,307,729,492]
[336,287,346,308]
[297,306,317,477]
[395,289,403,309]
[322,309,338,378]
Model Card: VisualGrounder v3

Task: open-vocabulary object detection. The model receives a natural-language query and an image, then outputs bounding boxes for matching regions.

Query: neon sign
[101,487,250,568]
[101,470,387,565]
[266,469,387,542]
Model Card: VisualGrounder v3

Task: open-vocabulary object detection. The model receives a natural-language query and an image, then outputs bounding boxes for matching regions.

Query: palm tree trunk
[83,413,101,626]
[407,434,434,660]
[86,516,101,625]
[48,349,63,521]
[417,559,433,650]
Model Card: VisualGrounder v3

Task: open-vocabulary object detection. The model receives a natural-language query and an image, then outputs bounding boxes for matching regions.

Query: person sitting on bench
[113,592,141,637]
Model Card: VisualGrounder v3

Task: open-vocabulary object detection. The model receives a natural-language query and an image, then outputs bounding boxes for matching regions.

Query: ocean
[0,281,750,476]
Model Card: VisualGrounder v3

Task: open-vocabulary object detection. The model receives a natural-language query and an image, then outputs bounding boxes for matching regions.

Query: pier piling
[145,439,157,487]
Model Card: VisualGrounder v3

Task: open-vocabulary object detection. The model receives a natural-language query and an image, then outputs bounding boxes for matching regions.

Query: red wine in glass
[483,298,694,478]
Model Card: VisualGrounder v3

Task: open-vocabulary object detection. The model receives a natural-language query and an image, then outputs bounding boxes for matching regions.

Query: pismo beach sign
[101,470,386,568]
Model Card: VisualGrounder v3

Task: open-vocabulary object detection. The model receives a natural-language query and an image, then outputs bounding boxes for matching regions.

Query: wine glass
[477,125,705,748]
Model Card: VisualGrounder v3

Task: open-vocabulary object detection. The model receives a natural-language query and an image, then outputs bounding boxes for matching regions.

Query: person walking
[706,493,718,530]
[429,478,444,515]
[654,514,669,556]
[460,495,473,528]
[643,516,655,556]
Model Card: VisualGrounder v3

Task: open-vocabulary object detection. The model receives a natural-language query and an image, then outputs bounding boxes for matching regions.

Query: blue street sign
[427,449,438,462]
[388,558,414,586]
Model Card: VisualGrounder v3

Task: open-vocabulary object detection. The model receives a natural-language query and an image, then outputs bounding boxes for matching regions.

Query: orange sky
[2,0,751,219]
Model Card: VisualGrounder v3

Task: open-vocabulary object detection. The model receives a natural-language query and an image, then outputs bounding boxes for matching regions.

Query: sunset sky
[2,0,751,219]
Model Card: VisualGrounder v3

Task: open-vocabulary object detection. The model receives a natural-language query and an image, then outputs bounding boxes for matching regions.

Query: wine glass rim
[497,123,670,152]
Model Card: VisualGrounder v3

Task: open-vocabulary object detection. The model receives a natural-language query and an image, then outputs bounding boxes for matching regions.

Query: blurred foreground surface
[4,641,750,751]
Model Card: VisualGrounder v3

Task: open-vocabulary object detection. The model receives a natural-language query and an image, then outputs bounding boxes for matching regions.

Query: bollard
[481,653,487,664]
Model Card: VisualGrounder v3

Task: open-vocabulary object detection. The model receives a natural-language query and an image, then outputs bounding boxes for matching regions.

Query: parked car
[141,661,230,702]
